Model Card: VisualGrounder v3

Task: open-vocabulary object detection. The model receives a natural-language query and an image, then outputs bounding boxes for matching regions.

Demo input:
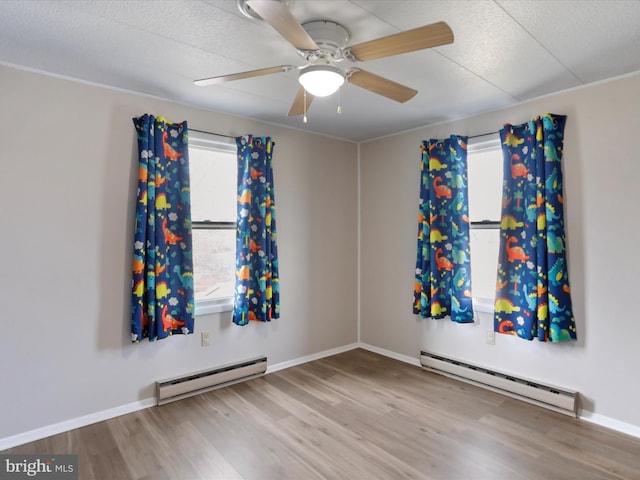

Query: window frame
[188,131,237,316]
[467,134,502,314]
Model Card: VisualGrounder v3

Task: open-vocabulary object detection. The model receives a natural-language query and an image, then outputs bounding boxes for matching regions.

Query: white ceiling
[1,0,639,142]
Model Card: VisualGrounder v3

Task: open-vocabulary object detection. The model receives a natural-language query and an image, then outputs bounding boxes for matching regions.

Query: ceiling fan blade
[347,22,453,62]
[288,87,314,116]
[246,0,319,51]
[194,65,294,86]
[347,69,417,103]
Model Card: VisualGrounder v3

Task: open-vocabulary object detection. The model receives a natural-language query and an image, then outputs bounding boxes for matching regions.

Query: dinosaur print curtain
[233,135,280,326]
[131,115,194,342]
[414,136,474,323]
[495,114,576,342]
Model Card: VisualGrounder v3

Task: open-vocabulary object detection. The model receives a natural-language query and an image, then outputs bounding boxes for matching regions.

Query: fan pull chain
[303,89,308,123]
[337,87,342,115]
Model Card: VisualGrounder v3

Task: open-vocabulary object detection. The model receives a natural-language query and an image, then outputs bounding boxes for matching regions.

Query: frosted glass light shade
[298,65,344,97]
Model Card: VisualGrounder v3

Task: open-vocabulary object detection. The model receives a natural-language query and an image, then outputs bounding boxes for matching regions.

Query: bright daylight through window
[189,132,236,315]
[467,135,502,309]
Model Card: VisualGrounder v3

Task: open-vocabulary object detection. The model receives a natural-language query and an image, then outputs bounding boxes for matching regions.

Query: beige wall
[2,61,639,444]
[0,65,358,441]
[360,73,640,429]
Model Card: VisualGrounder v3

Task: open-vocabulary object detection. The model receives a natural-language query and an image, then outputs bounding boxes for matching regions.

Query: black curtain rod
[189,128,236,139]
[468,130,500,139]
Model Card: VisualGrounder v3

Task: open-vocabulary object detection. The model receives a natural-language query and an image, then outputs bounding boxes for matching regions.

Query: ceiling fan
[194,0,454,119]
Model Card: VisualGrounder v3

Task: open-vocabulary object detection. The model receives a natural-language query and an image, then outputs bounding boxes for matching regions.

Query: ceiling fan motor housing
[301,21,350,61]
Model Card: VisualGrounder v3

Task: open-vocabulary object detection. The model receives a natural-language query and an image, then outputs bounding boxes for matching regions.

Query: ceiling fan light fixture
[298,65,344,97]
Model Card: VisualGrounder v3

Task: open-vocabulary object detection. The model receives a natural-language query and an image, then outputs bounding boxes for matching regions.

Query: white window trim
[190,130,236,316]
[473,297,495,314]
[189,131,236,153]
[195,297,234,316]
[468,133,502,316]
[467,133,501,153]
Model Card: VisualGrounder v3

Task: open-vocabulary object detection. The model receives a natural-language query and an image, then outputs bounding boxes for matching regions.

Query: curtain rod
[468,130,500,139]
[189,128,236,139]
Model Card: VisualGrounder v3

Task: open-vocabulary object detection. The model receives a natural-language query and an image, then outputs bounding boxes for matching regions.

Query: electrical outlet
[201,332,211,347]
[486,330,495,345]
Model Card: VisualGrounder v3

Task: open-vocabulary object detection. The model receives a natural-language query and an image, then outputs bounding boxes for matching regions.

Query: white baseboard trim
[579,411,640,439]
[267,343,360,374]
[358,342,421,367]
[0,398,156,451]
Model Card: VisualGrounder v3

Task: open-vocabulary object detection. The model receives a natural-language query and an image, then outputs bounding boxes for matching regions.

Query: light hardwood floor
[5,349,640,479]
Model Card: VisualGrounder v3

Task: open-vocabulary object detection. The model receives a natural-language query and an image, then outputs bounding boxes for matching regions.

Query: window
[467,135,502,311]
[189,132,236,315]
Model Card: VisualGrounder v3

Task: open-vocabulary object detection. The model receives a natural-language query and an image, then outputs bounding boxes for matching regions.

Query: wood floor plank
[545,426,640,479]
[106,414,166,479]
[188,387,326,480]
[265,362,523,479]
[3,349,640,479]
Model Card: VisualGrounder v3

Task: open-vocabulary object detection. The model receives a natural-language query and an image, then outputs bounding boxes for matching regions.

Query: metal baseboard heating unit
[156,356,267,405]
[420,351,577,416]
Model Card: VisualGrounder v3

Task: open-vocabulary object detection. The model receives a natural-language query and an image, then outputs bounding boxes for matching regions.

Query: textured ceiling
[1,0,639,142]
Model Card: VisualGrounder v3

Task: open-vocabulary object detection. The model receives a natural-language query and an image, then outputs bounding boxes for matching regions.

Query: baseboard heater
[156,356,267,405]
[420,351,577,417]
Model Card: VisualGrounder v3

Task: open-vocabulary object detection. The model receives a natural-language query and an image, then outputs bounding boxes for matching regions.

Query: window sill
[195,297,233,316]
[473,297,494,314]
